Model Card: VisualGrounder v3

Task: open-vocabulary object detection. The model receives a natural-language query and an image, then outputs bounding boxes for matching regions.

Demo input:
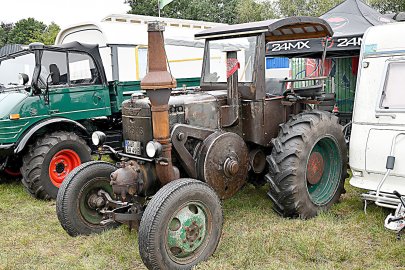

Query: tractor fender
[14,117,89,154]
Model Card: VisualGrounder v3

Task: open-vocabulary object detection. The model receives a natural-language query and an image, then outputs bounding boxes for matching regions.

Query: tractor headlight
[92,131,106,146]
[146,141,162,158]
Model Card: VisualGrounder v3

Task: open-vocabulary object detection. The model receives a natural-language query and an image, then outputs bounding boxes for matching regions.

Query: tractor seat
[289,84,324,97]
[281,77,327,98]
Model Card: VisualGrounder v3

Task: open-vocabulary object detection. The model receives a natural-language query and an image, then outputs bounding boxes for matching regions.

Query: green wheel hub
[306,136,342,206]
[166,202,210,263]
[78,178,112,224]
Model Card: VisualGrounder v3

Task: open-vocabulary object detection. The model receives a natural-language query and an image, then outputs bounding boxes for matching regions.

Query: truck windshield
[0,52,35,89]
[203,36,257,84]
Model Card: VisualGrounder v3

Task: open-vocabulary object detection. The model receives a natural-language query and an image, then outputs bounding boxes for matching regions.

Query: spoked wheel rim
[306,136,342,206]
[49,149,81,187]
[78,177,113,225]
[165,201,212,265]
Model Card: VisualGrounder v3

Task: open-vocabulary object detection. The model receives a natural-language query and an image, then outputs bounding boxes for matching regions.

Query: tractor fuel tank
[241,97,287,147]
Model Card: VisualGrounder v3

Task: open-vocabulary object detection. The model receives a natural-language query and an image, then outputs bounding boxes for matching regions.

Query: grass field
[0,176,404,270]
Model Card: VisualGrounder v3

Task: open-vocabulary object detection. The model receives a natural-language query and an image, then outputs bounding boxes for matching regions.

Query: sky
[0,0,130,27]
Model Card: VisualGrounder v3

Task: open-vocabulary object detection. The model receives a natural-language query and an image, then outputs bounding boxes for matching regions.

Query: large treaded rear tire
[56,161,119,236]
[21,131,91,200]
[139,179,223,270]
[266,110,347,219]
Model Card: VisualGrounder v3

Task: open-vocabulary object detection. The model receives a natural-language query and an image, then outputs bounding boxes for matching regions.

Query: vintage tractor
[57,18,347,269]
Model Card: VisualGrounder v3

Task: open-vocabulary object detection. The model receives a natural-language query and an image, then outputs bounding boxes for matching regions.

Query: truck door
[365,59,405,177]
[40,50,110,120]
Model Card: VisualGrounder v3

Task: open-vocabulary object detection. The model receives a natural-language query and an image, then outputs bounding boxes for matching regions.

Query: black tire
[266,110,347,219]
[56,161,119,236]
[139,179,223,270]
[21,131,91,200]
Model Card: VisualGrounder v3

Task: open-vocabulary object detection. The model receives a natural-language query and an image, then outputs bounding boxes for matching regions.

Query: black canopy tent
[266,0,393,58]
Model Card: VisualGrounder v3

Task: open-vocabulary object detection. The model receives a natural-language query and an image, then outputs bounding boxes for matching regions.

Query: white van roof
[55,14,225,47]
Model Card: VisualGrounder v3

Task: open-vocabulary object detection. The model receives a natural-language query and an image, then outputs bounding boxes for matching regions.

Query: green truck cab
[0,41,199,199]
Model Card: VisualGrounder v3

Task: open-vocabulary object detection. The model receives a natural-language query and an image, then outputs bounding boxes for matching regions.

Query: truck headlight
[92,131,106,146]
[146,141,162,158]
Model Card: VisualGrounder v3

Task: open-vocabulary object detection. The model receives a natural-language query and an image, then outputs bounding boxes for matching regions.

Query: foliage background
[0,18,60,47]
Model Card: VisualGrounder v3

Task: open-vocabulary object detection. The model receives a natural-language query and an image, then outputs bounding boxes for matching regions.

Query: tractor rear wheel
[266,110,347,219]
[139,179,223,270]
[56,161,119,236]
[21,131,91,200]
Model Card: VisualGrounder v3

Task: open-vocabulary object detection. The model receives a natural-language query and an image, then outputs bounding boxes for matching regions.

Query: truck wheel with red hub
[266,110,347,219]
[0,161,22,183]
[21,131,91,200]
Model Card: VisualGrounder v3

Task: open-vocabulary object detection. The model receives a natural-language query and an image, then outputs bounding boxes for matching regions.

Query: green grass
[0,177,403,270]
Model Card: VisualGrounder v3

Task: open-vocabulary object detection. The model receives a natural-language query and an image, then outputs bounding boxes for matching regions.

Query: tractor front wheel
[56,161,119,236]
[266,110,347,218]
[139,179,223,270]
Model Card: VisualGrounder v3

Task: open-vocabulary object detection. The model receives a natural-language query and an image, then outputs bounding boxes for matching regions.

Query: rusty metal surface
[140,22,178,185]
[141,22,176,90]
[110,160,141,201]
[196,132,249,199]
[249,149,266,174]
[241,98,286,147]
[307,152,325,185]
[171,124,215,179]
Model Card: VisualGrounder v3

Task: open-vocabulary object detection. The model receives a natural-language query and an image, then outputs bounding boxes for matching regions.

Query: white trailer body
[55,14,225,82]
[349,22,405,208]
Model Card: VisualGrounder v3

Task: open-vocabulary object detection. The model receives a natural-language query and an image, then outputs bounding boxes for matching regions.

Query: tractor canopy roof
[195,16,333,42]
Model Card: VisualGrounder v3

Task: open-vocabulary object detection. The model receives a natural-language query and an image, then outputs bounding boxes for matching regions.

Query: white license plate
[125,140,142,155]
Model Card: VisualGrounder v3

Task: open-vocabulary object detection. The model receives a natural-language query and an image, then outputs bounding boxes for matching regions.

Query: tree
[0,19,60,46]
[40,22,61,45]
[236,0,277,23]
[7,18,46,44]
[0,22,13,47]
[368,0,405,13]
[126,0,244,24]
[277,0,344,17]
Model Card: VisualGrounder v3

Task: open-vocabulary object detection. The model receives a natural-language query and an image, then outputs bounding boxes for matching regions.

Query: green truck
[0,41,199,199]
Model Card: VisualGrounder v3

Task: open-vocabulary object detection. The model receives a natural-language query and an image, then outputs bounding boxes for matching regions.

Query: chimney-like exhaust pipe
[141,21,179,185]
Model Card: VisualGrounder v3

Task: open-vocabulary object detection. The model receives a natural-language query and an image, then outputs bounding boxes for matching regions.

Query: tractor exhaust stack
[141,21,179,185]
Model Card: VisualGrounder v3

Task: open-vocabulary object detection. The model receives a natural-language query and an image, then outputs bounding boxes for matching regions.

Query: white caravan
[349,22,405,235]
[55,14,225,82]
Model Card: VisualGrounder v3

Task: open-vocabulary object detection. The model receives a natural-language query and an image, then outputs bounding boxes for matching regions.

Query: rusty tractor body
[57,17,347,270]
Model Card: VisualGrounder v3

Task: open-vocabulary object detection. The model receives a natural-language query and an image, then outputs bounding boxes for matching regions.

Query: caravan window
[380,61,405,109]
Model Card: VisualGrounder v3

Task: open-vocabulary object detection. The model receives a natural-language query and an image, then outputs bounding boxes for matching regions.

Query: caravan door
[364,58,405,192]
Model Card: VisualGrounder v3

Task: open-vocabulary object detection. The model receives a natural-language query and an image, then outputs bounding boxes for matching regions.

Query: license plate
[125,140,142,155]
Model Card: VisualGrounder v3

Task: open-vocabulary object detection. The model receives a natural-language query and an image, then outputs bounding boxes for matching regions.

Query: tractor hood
[0,92,28,119]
